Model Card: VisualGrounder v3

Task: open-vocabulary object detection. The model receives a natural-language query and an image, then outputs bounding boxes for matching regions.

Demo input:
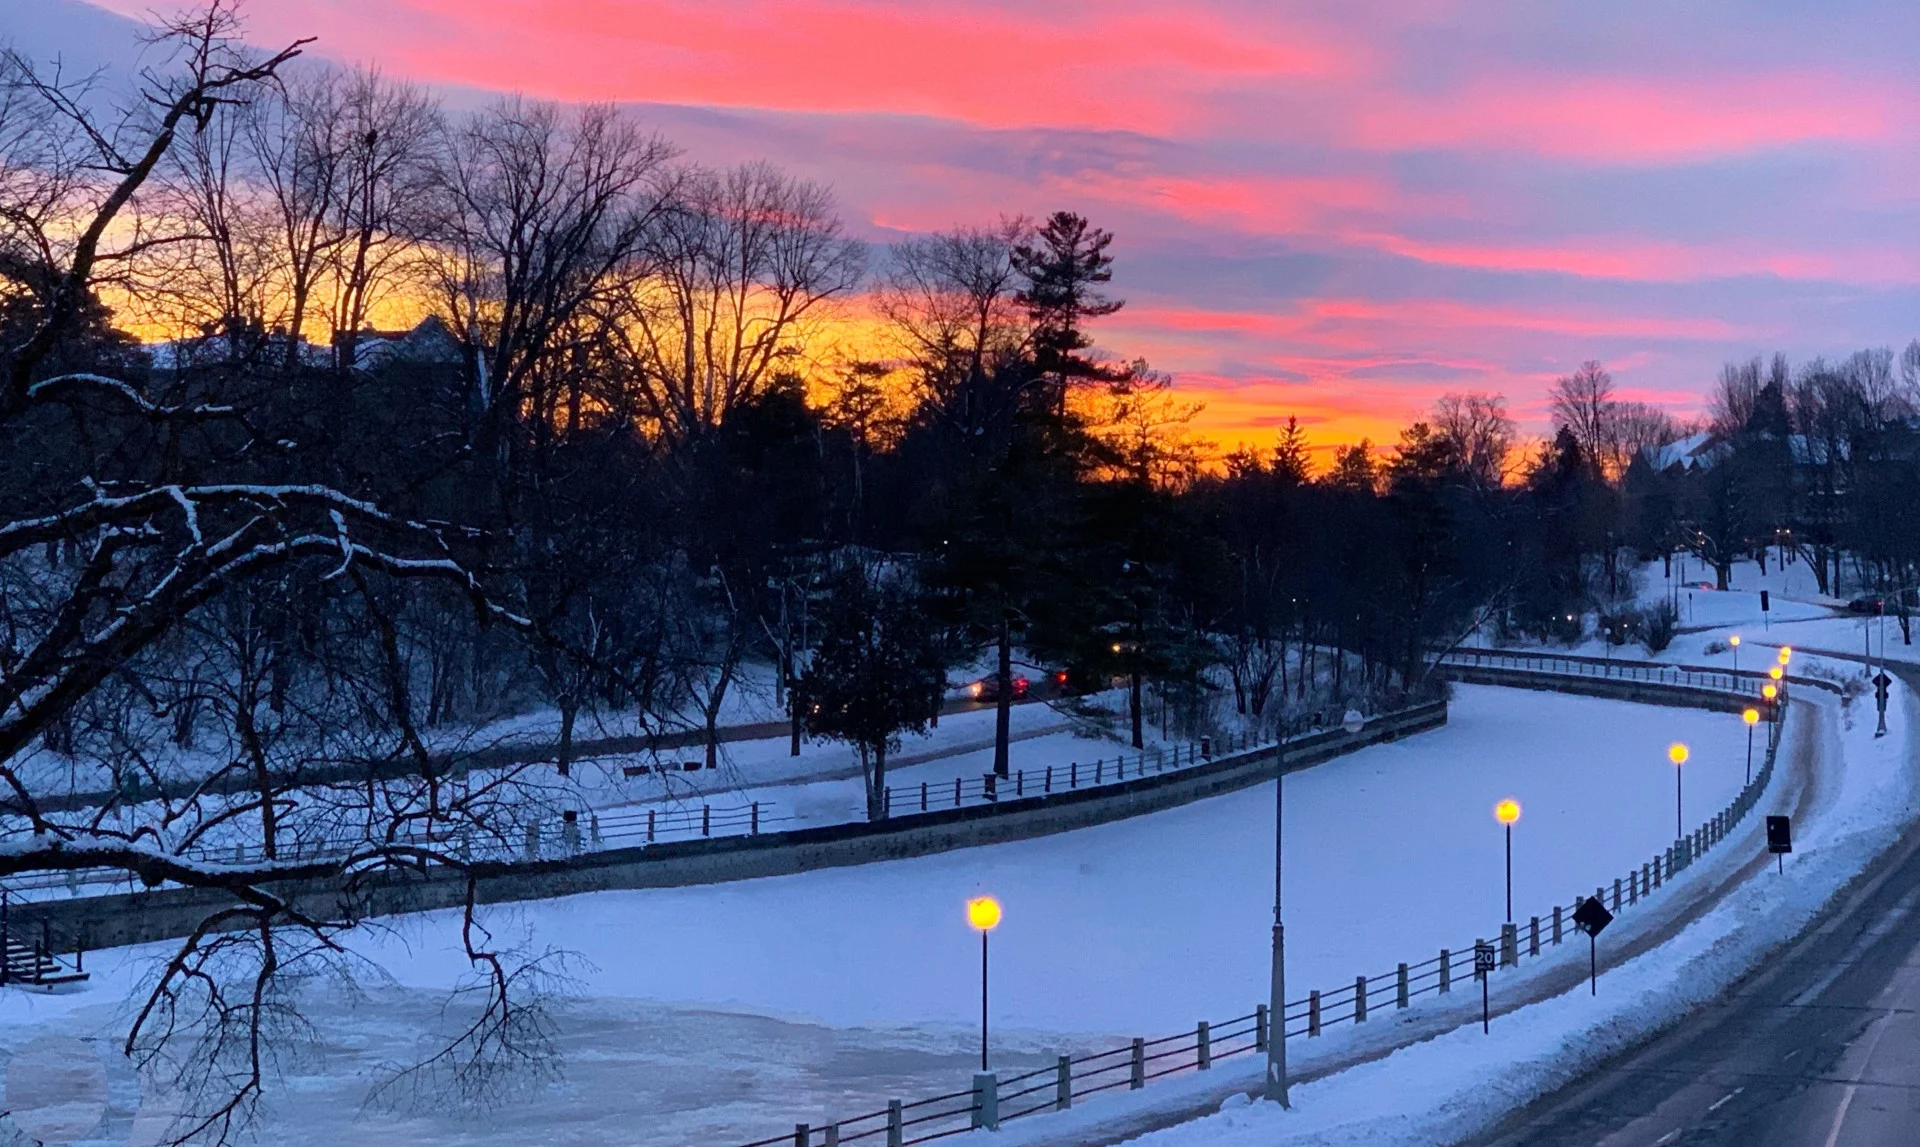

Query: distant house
[1637,431,1728,476]
[334,315,464,372]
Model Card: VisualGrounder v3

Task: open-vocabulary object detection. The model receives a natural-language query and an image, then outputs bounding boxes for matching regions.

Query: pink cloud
[1348,74,1904,163]
[126,0,1355,134]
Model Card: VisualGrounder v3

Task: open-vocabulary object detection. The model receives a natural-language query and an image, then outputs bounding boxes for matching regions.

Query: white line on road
[1653,1130,1680,1146]
[1707,1087,1743,1113]
[1822,1009,1900,1147]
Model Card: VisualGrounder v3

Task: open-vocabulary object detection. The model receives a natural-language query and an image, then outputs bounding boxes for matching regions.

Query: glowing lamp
[1769,666,1783,681]
[1743,708,1760,726]
[1668,742,1689,766]
[1763,684,1778,700]
[966,896,1002,932]
[1729,634,1741,647]
[1494,798,1522,826]
[1779,647,1792,664]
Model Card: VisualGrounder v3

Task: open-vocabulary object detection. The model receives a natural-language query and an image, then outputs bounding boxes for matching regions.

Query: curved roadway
[1467,659,1920,1147]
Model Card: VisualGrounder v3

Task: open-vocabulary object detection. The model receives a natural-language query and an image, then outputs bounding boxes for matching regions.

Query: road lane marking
[1822,1009,1901,1147]
[1707,1087,1743,1112]
[1653,1131,1680,1146]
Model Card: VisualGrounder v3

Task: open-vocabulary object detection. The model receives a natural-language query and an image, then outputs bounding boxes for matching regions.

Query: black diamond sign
[1573,896,1613,937]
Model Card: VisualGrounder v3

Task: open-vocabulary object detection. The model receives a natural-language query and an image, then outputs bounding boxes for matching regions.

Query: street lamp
[1495,799,1521,923]
[1730,633,1741,674]
[1266,724,1289,1106]
[1778,647,1792,667]
[966,896,1002,1071]
[1742,708,1760,783]
[1668,742,1689,839]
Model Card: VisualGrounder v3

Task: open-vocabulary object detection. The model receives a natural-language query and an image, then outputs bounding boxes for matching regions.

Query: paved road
[1467,660,1920,1147]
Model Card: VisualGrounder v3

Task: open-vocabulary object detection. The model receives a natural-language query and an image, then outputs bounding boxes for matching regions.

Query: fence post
[1654,853,1664,887]
[921,781,928,811]
[1612,878,1622,912]
[1529,916,1540,957]
[1254,1004,1269,1051]
[1071,763,1078,788]
[887,1100,904,1147]
[1130,1038,1145,1089]
[1045,766,1053,793]
[824,1122,839,1147]
[590,814,602,845]
[795,1124,809,1147]
[1016,771,1024,798]
[1397,963,1410,1008]
[972,1073,999,1130]
[1553,905,1563,945]
[702,805,711,837]
[1197,1021,1211,1069]
[1056,1055,1072,1110]
[954,778,961,807]
[1439,950,1451,993]
[1501,923,1518,968]
[1096,761,1104,785]
[647,809,655,843]
[752,802,761,834]
[1628,869,1637,905]
[1354,976,1368,1023]
[1309,991,1322,1035]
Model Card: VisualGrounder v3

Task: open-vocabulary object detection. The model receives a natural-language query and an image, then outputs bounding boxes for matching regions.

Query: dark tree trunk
[993,612,1012,777]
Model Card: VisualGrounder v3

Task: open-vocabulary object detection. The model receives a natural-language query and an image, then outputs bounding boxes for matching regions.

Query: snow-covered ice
[0,683,1772,1146]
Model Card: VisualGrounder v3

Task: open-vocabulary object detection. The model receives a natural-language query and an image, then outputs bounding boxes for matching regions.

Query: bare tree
[1430,392,1515,488]
[874,217,1032,440]
[326,68,438,368]
[0,10,583,1142]
[242,66,344,367]
[621,161,865,441]
[1548,360,1616,477]
[424,97,677,446]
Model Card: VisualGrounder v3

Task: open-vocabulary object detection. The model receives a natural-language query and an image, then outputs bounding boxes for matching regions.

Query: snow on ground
[1111,650,1913,1147]
[0,685,1760,1145]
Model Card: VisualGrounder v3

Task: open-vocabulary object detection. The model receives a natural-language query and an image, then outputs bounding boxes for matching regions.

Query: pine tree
[1012,211,1125,415]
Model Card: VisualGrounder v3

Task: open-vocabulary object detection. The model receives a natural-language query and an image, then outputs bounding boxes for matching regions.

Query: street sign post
[1573,897,1614,996]
[1474,941,1496,1032]
[1760,589,1771,630]
[1767,815,1792,874]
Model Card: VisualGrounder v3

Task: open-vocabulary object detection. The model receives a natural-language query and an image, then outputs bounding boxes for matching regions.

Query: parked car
[1849,594,1887,614]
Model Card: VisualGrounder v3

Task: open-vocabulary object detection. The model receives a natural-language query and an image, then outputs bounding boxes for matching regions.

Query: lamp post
[966,896,1001,1071]
[1266,712,1360,1104]
[1495,799,1522,923]
[1668,742,1689,839]
[1266,726,1289,1106]
[1730,633,1741,674]
[1742,708,1760,784]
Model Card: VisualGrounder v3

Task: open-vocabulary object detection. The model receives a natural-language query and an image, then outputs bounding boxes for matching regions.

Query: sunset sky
[29,0,1920,454]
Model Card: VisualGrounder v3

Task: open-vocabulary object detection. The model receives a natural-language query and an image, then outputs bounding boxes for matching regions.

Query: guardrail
[728,654,1795,1147]
[1440,649,1744,693]
[0,733,1279,906]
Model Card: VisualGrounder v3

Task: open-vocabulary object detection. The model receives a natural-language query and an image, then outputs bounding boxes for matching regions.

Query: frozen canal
[2,684,1757,1145]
